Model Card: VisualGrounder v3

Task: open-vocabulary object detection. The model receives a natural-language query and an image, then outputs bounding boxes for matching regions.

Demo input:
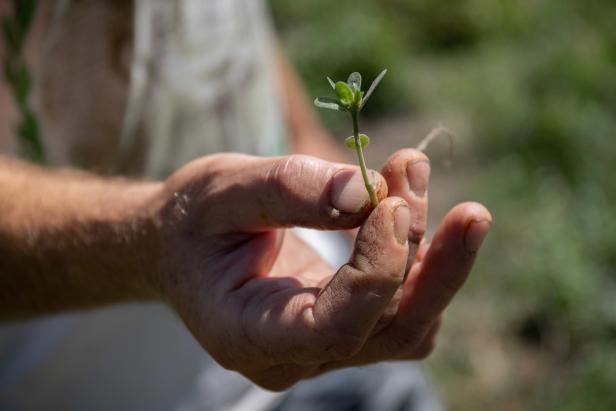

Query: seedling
[314,70,387,208]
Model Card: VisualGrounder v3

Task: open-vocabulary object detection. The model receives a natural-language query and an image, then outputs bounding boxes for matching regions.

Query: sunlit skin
[157,149,492,390]
[0,148,491,391]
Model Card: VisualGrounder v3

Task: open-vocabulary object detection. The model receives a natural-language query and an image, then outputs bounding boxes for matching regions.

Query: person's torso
[2,0,287,177]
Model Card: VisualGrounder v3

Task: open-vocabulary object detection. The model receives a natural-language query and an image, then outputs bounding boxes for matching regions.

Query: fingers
[381,149,430,271]
[310,202,491,367]
[369,149,430,333]
[416,239,430,262]
[308,197,410,359]
[184,153,387,232]
[313,315,443,374]
[404,315,442,360]
[385,202,492,349]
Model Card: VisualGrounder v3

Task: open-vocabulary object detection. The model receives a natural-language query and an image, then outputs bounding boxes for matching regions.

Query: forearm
[0,157,162,320]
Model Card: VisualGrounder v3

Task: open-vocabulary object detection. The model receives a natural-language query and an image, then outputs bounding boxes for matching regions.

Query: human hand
[150,151,491,390]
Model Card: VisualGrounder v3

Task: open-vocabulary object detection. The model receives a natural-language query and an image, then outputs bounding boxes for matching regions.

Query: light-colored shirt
[122,0,287,178]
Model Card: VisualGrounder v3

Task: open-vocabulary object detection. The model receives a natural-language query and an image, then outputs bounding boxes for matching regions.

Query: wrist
[118,180,167,301]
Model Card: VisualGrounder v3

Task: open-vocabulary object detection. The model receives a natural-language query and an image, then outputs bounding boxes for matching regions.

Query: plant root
[416,124,455,168]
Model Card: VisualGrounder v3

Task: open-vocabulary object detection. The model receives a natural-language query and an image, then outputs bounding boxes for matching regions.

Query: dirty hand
[153,150,491,390]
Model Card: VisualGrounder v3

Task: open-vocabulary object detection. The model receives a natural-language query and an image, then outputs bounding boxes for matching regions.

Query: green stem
[351,111,378,208]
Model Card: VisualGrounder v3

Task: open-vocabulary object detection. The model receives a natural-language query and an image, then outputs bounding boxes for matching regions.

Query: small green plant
[314,70,387,208]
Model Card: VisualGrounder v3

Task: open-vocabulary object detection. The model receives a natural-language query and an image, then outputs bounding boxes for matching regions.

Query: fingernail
[464,219,491,254]
[407,160,430,198]
[330,169,370,213]
[393,204,411,245]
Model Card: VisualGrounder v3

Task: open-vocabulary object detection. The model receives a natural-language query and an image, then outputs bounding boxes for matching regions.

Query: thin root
[415,124,455,168]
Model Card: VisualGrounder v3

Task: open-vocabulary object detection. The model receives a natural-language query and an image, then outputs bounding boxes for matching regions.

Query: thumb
[190,154,387,232]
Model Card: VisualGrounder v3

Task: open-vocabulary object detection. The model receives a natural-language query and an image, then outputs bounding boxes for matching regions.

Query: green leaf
[353,90,364,106]
[344,134,370,149]
[335,81,354,106]
[360,69,387,110]
[314,96,345,111]
[347,72,362,92]
[326,76,336,90]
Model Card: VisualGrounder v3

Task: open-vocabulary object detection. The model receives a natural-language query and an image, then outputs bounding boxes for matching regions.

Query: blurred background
[269,0,616,410]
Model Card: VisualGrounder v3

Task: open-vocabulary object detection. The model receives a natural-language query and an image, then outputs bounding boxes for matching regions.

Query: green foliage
[270,0,411,122]
[334,81,354,107]
[316,70,386,114]
[271,0,616,409]
[314,96,345,112]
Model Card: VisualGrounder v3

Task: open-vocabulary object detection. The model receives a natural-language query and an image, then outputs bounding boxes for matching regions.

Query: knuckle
[194,152,250,174]
[266,155,313,207]
[269,155,311,189]
[339,263,398,298]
